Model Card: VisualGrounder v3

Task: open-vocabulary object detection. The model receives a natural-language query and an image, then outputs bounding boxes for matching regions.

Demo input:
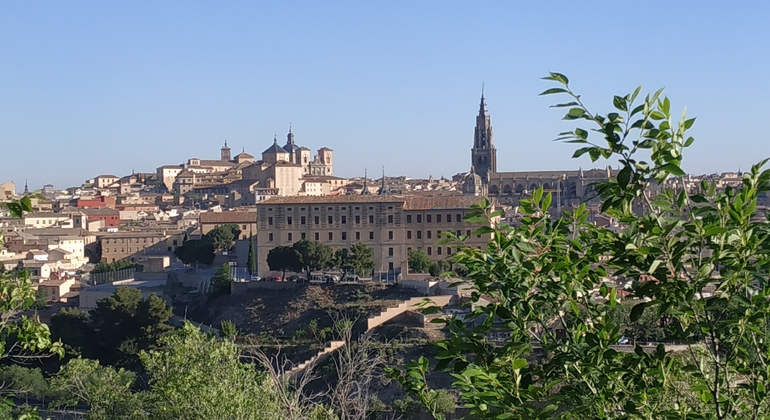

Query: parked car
[250,274,261,282]
[323,275,340,284]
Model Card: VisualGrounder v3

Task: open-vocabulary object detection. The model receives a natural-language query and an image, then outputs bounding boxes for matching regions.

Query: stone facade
[255,195,495,277]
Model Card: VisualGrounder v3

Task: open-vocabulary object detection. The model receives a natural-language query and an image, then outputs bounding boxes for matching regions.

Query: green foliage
[0,269,64,360]
[31,289,48,310]
[140,322,287,420]
[92,259,142,274]
[173,238,215,266]
[266,245,301,279]
[0,365,48,400]
[407,248,432,273]
[51,307,94,358]
[49,358,142,419]
[392,75,770,419]
[292,240,333,280]
[330,243,375,276]
[210,263,233,295]
[391,396,420,418]
[349,242,376,276]
[219,320,238,341]
[88,287,173,368]
[204,223,241,251]
[0,195,33,219]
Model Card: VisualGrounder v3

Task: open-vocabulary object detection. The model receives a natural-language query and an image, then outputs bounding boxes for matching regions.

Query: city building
[255,195,494,277]
[99,230,185,263]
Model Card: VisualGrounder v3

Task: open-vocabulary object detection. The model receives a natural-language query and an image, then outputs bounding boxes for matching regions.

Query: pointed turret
[361,169,371,195]
[378,167,390,195]
[23,179,29,195]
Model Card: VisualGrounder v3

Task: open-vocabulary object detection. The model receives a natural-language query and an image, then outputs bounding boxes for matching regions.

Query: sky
[2,1,770,191]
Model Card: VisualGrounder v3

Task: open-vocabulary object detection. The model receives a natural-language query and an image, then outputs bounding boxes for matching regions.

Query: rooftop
[200,210,257,224]
[258,195,484,210]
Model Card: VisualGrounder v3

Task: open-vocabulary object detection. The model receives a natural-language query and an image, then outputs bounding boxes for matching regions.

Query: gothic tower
[471,87,497,183]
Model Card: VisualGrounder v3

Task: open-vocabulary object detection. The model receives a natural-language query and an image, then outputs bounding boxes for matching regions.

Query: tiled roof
[258,195,484,210]
[199,211,257,224]
[81,208,119,216]
[197,160,235,167]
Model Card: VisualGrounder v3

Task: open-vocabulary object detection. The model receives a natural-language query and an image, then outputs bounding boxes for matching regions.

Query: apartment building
[255,195,494,277]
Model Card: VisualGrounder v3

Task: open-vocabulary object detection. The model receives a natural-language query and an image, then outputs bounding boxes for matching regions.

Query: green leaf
[572,147,593,158]
[564,107,585,120]
[630,302,647,322]
[613,95,628,112]
[539,87,568,96]
[542,72,569,86]
[659,164,685,177]
[550,101,579,108]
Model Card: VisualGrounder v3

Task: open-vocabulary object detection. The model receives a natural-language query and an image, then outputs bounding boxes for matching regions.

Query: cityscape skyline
[3,1,770,189]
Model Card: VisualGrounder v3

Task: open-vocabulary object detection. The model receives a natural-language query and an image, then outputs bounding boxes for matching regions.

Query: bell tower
[471,86,497,182]
[221,141,232,162]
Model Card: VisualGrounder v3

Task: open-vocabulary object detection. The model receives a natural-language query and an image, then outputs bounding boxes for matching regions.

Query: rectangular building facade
[255,195,494,277]
[100,231,185,263]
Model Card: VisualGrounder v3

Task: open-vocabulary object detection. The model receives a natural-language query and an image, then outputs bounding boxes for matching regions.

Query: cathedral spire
[23,179,29,195]
[479,83,487,116]
[361,169,371,195]
[378,166,389,195]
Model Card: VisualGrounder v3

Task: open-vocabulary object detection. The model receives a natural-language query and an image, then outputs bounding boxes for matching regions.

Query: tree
[247,235,257,275]
[0,365,48,402]
[348,242,375,276]
[407,248,432,273]
[49,358,143,419]
[140,322,290,420]
[174,239,215,266]
[331,248,352,272]
[267,246,301,280]
[210,263,233,295]
[292,240,332,280]
[391,74,770,419]
[204,223,241,251]
[50,307,95,358]
[89,287,173,368]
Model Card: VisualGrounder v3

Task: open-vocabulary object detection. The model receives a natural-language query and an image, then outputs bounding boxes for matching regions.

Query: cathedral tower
[471,88,497,182]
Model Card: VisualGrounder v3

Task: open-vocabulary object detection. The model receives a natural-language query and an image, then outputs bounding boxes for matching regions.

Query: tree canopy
[53,288,173,369]
[407,248,432,273]
[267,245,301,279]
[292,240,333,280]
[204,223,241,251]
[173,238,215,266]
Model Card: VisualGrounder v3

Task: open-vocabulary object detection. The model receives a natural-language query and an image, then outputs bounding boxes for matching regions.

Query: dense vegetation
[391,74,770,419]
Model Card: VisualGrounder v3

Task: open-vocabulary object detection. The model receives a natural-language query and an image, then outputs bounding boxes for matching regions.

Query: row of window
[406,214,463,224]
[267,206,394,212]
[267,230,476,243]
[107,245,174,254]
[106,237,161,244]
[268,213,466,227]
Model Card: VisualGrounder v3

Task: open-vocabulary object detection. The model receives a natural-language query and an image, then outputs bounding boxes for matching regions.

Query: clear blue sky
[2,1,769,191]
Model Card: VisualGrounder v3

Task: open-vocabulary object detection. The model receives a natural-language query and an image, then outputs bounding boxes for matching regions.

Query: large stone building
[255,195,494,277]
[460,91,619,206]
[99,230,185,263]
